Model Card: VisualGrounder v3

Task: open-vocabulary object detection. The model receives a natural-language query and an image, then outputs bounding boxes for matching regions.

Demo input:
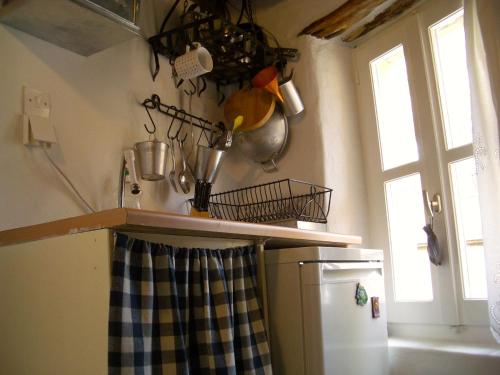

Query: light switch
[21,114,57,146]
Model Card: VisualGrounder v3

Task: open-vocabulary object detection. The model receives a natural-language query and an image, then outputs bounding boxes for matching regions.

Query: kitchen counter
[0,208,362,248]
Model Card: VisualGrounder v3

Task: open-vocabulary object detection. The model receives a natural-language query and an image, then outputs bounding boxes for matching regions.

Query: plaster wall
[0,13,221,230]
[237,0,370,239]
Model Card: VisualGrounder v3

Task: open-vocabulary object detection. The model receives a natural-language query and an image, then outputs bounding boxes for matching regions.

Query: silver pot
[235,107,288,172]
[135,140,168,181]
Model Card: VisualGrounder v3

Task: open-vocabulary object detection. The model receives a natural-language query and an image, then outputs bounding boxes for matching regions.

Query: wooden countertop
[0,208,362,248]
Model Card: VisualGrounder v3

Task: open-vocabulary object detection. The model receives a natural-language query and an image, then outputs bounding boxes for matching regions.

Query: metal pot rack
[148,0,298,88]
[141,94,224,144]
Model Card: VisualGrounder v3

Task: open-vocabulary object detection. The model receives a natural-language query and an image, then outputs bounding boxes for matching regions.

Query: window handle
[422,190,442,218]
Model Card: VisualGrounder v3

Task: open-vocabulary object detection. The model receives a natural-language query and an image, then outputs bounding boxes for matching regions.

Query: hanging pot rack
[148,0,298,88]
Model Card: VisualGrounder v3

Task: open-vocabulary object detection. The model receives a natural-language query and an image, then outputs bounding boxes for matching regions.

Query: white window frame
[354,0,487,326]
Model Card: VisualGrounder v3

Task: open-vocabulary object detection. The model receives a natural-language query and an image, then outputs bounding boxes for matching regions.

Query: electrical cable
[41,143,96,213]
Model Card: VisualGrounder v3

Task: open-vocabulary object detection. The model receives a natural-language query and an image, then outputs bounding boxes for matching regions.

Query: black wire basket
[195,179,332,224]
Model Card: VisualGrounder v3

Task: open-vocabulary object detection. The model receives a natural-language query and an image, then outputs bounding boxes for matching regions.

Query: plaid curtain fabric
[109,233,272,375]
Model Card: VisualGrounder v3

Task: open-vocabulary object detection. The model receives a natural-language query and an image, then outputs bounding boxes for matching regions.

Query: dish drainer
[192,179,332,224]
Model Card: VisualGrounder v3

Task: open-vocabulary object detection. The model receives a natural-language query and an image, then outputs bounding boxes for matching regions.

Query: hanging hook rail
[142,93,213,129]
[141,93,225,145]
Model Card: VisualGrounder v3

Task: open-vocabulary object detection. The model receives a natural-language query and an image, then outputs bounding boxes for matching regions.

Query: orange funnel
[252,66,284,102]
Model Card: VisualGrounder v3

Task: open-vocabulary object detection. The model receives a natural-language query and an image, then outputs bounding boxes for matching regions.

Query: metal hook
[173,110,188,140]
[197,77,207,97]
[175,77,184,89]
[166,108,179,140]
[184,79,196,96]
[151,94,161,108]
[143,106,157,135]
[216,83,225,106]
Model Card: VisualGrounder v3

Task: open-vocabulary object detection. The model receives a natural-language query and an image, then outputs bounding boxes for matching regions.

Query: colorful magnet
[355,283,368,306]
[371,296,380,318]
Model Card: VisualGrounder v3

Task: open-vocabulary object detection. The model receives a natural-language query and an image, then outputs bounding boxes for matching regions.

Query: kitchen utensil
[134,140,168,181]
[235,106,288,172]
[194,145,226,184]
[168,139,178,192]
[216,115,244,150]
[177,139,190,194]
[279,70,304,116]
[191,179,213,217]
[251,66,284,102]
[174,42,213,80]
[224,88,275,132]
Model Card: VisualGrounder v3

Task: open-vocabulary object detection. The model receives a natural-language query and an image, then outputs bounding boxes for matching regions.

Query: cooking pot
[235,107,288,172]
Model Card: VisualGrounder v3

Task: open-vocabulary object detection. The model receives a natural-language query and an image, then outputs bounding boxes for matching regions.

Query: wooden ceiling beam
[341,0,419,42]
[299,0,387,38]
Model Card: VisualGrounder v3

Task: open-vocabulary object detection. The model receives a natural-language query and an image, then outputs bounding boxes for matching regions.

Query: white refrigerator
[265,246,388,375]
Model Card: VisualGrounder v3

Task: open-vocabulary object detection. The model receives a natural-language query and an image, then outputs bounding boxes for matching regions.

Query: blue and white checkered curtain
[109,233,272,374]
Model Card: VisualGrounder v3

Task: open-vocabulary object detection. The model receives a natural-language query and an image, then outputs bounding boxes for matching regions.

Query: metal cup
[135,140,168,181]
[279,76,304,116]
[194,145,226,183]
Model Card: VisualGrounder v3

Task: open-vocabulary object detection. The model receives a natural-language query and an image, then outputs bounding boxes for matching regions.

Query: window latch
[422,190,442,218]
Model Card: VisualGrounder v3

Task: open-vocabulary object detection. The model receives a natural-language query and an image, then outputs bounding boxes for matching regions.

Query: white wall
[225,0,370,239]
[0,22,221,231]
[1,0,369,242]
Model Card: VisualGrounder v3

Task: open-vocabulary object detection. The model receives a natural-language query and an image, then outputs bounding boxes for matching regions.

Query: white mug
[174,43,213,80]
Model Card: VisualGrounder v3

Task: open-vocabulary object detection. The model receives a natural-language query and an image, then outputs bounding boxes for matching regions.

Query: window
[430,9,472,150]
[385,173,433,301]
[370,46,419,170]
[355,0,487,326]
[449,157,486,299]
[429,10,487,301]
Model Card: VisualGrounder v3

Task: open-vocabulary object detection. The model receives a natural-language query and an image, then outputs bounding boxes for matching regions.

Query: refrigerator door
[301,262,388,375]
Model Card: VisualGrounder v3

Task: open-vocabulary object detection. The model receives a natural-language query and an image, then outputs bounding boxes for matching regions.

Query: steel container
[135,140,168,181]
[194,145,226,183]
[279,77,304,116]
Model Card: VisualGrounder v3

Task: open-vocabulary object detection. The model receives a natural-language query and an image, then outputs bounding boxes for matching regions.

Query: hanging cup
[174,42,213,80]
[279,71,304,116]
[251,66,284,102]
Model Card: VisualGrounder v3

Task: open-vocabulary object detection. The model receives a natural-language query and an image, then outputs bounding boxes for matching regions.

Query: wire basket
[198,179,332,224]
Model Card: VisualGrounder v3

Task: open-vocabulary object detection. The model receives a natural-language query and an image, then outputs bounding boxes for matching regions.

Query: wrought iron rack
[141,94,224,143]
[148,1,298,87]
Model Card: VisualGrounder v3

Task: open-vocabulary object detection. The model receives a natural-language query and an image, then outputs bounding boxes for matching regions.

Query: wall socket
[24,87,51,118]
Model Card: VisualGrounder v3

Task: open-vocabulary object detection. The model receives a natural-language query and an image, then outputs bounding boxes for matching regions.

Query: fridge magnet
[371,296,380,318]
[355,283,368,306]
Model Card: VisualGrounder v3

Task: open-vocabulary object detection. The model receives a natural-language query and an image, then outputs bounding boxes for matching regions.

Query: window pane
[449,157,487,299]
[430,10,472,149]
[370,45,419,170]
[385,173,433,301]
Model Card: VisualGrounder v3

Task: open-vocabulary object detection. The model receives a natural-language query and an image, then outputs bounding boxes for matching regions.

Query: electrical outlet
[23,87,50,118]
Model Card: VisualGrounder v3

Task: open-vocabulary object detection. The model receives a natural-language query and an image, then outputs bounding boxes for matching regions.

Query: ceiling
[298,0,423,44]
